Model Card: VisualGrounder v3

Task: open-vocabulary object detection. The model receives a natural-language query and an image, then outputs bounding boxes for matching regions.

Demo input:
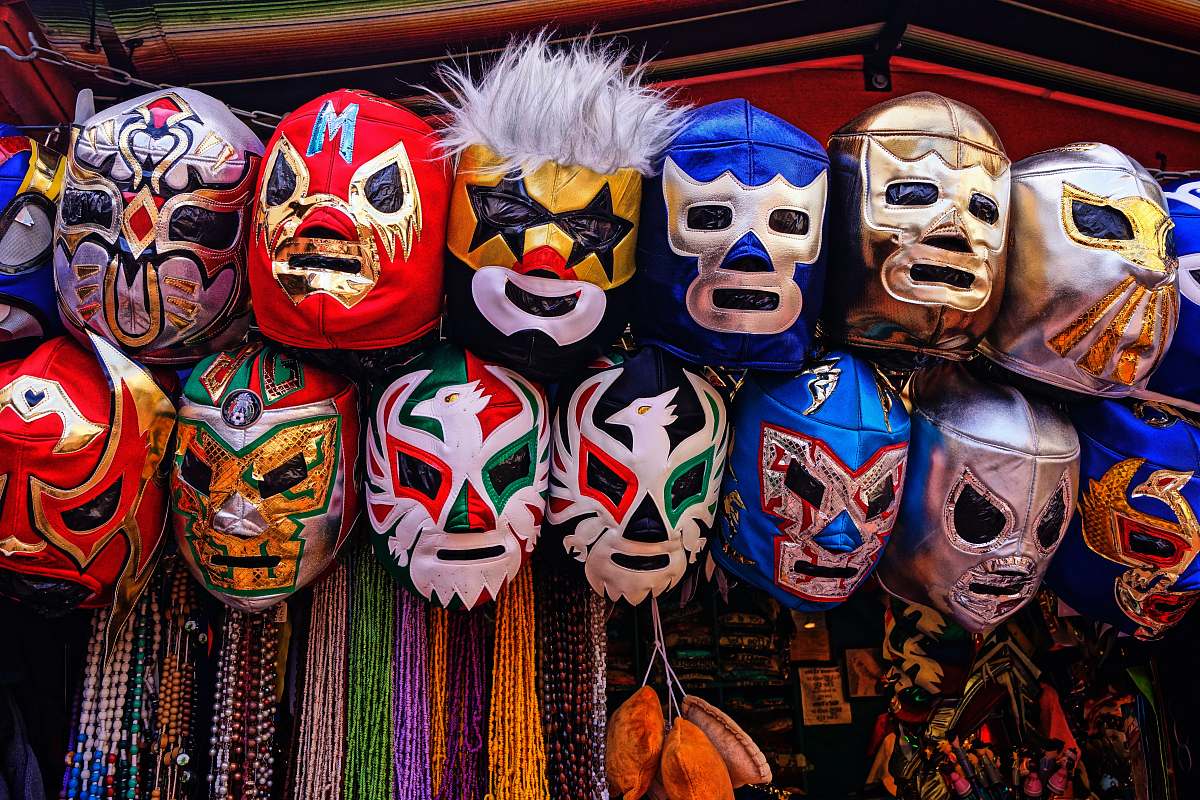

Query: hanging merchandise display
[1047,400,1200,640]
[1136,175,1200,410]
[634,99,830,370]
[0,123,64,349]
[980,143,1178,397]
[436,33,687,381]
[249,89,449,372]
[547,347,730,605]
[0,333,175,614]
[713,350,909,611]
[171,341,361,611]
[365,340,549,610]
[876,362,1079,634]
[393,585,432,800]
[823,92,1011,362]
[54,88,264,365]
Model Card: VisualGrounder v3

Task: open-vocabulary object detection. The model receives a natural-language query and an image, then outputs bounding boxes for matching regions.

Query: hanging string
[429,607,449,796]
[588,592,609,800]
[293,558,350,800]
[394,587,432,800]
[487,566,550,800]
[643,597,685,723]
[344,539,396,800]
[435,610,486,800]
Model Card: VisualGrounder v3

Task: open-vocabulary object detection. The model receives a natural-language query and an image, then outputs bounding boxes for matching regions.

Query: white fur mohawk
[434,31,688,176]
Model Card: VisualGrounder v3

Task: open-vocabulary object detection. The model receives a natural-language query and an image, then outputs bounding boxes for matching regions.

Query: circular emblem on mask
[221,390,263,428]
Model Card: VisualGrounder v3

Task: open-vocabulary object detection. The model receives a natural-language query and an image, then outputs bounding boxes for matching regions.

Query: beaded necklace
[393,587,431,800]
[435,610,486,800]
[587,591,609,800]
[343,539,395,800]
[292,557,349,800]
[428,607,449,796]
[149,560,204,800]
[486,565,549,800]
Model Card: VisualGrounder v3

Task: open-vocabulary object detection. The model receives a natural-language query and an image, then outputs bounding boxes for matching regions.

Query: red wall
[662,56,1200,171]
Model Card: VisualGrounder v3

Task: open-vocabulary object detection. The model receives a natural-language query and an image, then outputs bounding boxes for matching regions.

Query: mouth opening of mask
[792,561,858,579]
[212,554,283,569]
[968,579,1028,597]
[910,263,975,289]
[504,280,581,317]
[610,552,671,571]
[287,251,362,274]
[436,545,508,561]
[711,288,780,311]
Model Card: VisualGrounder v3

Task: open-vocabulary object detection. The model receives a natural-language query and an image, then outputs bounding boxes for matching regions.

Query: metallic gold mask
[447,144,640,289]
[174,413,339,597]
[1080,457,1200,639]
[255,134,423,308]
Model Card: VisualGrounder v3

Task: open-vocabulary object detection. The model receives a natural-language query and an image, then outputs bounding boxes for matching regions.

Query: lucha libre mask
[437,36,685,381]
[877,363,1079,634]
[713,351,909,610]
[249,89,449,354]
[54,88,264,365]
[981,144,1177,397]
[1047,401,1200,639]
[825,92,1011,360]
[366,342,548,609]
[547,347,730,605]
[635,100,829,370]
[0,126,64,348]
[1135,176,1200,410]
[0,334,175,613]
[172,342,360,611]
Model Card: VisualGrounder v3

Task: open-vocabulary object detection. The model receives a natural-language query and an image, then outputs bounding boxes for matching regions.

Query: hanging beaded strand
[393,587,431,800]
[343,539,395,800]
[292,558,350,800]
[487,565,550,800]
[150,560,205,800]
[429,607,449,797]
[588,591,609,800]
[435,610,486,800]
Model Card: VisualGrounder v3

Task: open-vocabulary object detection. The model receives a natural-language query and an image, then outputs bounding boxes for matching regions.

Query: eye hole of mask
[1166,228,1178,261]
[952,483,1007,545]
[1128,529,1179,559]
[864,475,896,521]
[260,453,308,498]
[1036,488,1067,549]
[586,453,628,507]
[180,448,213,492]
[61,188,113,228]
[394,449,443,500]
[0,196,53,273]
[670,461,706,509]
[784,458,825,508]
[265,153,297,207]
[768,208,809,236]
[560,214,625,250]
[968,193,999,224]
[488,445,531,496]
[365,162,404,213]
[885,181,939,206]
[686,204,732,231]
[1071,200,1134,240]
[168,206,240,250]
[61,478,123,531]
[476,191,545,228]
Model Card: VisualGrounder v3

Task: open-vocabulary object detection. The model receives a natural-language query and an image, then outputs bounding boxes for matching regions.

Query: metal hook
[0,38,37,63]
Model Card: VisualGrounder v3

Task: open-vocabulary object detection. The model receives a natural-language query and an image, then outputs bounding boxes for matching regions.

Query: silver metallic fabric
[980,143,1178,397]
[825,92,1010,360]
[876,363,1079,634]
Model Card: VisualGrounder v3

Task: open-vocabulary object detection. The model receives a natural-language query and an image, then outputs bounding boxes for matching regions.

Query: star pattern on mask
[466,176,632,281]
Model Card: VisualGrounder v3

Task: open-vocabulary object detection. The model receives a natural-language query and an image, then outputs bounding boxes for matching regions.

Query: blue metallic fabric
[1047,399,1200,640]
[713,350,909,610]
[0,123,62,350]
[1139,176,1200,409]
[634,99,829,369]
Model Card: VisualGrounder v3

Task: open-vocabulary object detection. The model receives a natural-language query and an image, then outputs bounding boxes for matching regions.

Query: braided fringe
[293,559,349,800]
[429,607,449,796]
[344,541,396,800]
[435,610,486,800]
[487,566,550,800]
[394,588,432,800]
